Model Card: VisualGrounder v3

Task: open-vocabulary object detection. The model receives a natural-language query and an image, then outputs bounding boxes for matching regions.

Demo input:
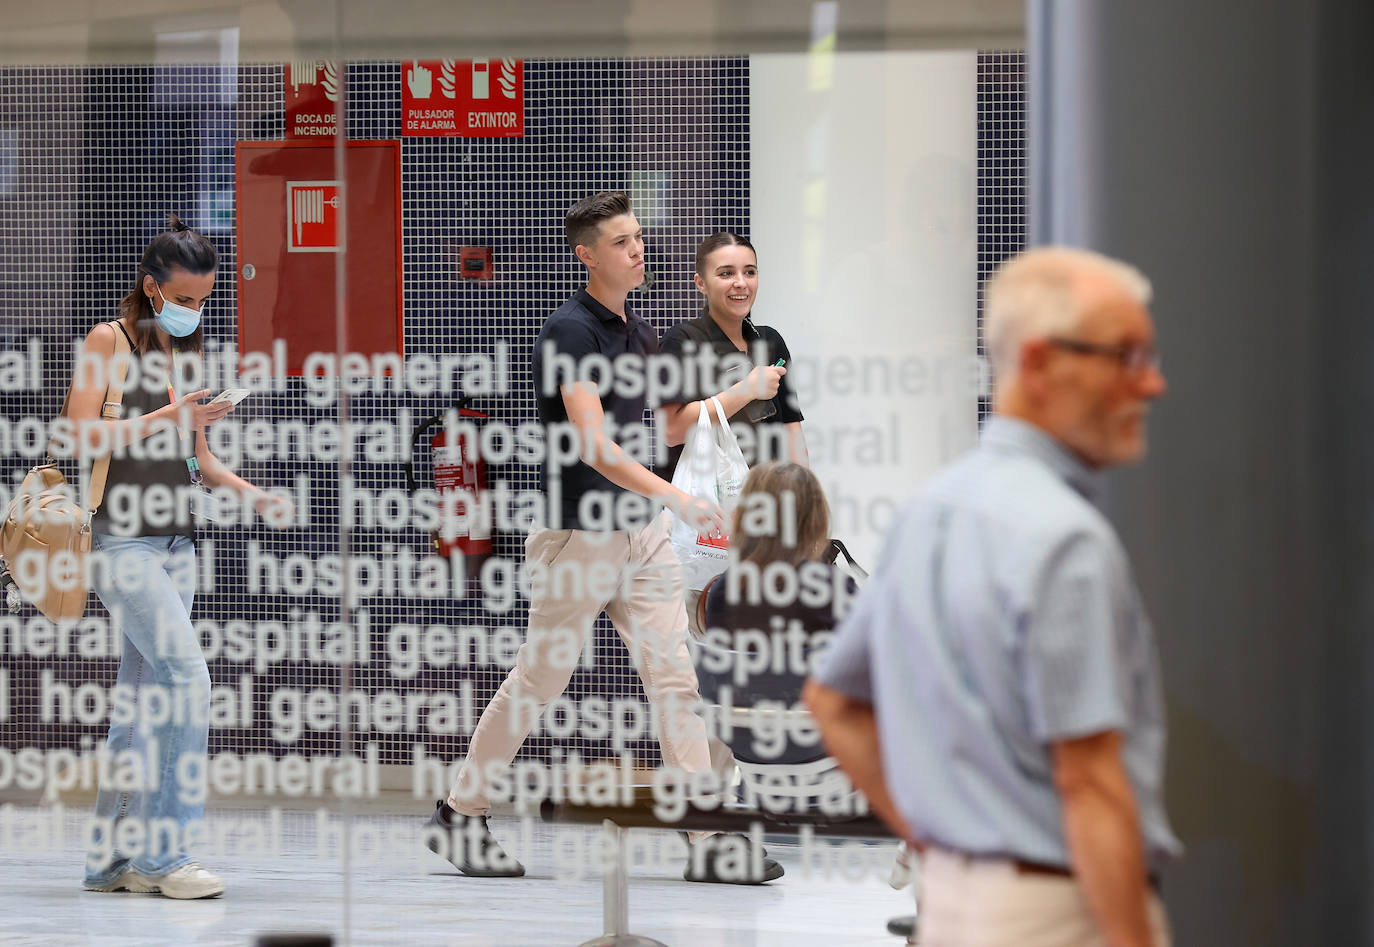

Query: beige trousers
[919,848,1172,947]
[449,511,713,816]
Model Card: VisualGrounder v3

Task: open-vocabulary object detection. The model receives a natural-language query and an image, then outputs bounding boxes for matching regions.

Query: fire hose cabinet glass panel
[234,141,403,373]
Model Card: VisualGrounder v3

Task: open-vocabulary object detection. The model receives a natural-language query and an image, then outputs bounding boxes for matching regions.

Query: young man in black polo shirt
[426,191,785,885]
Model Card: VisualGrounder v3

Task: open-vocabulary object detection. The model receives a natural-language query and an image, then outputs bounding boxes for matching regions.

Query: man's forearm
[1059,762,1153,946]
[802,680,912,840]
[580,426,675,500]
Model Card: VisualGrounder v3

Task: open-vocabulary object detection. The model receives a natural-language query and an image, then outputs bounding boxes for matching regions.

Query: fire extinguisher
[404,398,493,576]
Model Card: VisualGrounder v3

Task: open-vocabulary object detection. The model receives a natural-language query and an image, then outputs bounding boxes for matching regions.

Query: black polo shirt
[658,312,805,477]
[532,288,659,530]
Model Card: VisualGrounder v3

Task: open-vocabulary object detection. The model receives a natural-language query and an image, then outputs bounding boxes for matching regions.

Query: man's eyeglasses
[1046,337,1161,374]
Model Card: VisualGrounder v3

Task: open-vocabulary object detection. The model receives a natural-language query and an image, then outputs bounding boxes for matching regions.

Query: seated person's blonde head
[732,462,830,567]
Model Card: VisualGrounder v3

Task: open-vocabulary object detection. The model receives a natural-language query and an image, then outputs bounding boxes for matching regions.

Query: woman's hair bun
[166,213,190,233]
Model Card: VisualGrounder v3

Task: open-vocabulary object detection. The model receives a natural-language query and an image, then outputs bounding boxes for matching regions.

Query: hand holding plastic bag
[669,396,749,590]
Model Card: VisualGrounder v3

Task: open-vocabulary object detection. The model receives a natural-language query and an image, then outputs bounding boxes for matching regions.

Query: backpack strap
[824,538,869,580]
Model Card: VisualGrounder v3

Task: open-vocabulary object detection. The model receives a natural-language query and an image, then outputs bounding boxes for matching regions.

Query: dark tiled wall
[977,51,1028,419]
[0,53,1026,767]
[0,58,749,766]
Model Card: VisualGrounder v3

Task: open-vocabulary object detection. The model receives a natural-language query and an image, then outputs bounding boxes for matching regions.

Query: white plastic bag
[669,396,749,590]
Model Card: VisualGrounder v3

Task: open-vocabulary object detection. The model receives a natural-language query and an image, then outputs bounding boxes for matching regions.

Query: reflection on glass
[0,40,1017,945]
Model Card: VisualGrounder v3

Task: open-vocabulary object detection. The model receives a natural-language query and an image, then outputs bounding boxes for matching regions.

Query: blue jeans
[83,532,209,885]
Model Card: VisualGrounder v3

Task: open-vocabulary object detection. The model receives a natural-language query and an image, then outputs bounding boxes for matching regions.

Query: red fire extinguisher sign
[430,411,493,558]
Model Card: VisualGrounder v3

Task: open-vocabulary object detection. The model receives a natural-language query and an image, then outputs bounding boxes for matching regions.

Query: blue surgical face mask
[152,283,202,338]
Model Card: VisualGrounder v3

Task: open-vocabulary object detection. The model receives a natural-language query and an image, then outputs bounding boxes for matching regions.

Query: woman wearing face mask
[659,233,811,638]
[69,215,291,900]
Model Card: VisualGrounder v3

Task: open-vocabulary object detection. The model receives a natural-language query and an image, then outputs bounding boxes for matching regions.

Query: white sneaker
[86,872,157,895]
[87,864,224,900]
[155,864,224,899]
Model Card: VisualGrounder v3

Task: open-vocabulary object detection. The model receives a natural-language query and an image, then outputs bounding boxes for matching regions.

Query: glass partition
[0,4,1023,943]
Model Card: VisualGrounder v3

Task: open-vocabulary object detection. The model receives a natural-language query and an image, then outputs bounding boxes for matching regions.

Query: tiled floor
[0,802,915,946]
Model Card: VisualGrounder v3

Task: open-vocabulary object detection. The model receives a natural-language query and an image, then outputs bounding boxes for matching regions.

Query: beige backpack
[1,322,131,622]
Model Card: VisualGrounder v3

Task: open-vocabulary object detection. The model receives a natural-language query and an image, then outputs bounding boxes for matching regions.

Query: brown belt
[1011,858,1161,893]
[1008,858,1073,879]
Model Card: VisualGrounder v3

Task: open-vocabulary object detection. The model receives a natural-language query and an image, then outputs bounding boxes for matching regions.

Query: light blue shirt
[817,416,1183,870]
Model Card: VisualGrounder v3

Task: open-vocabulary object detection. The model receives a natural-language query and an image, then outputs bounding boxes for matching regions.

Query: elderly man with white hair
[805,247,1181,946]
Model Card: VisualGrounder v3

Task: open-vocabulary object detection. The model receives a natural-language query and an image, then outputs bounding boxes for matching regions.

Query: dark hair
[565,191,632,250]
[731,462,831,567]
[119,213,217,355]
[694,231,755,278]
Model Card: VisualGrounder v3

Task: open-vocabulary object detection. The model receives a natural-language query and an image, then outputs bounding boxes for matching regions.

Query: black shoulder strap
[825,539,869,580]
[111,319,137,351]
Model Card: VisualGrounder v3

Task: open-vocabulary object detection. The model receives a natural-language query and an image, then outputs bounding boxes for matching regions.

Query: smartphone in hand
[207,388,252,406]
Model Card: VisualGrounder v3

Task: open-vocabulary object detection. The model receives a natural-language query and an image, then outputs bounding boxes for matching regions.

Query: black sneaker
[683,832,784,885]
[424,800,525,878]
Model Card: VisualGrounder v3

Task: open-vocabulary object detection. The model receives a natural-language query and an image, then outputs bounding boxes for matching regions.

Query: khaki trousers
[449,511,713,815]
[919,848,1172,947]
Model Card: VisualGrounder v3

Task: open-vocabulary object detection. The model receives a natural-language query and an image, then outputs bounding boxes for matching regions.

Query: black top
[700,559,857,765]
[531,289,659,531]
[90,321,198,538]
[704,562,855,644]
[658,312,805,478]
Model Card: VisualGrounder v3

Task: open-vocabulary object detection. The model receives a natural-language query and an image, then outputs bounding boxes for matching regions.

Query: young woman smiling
[659,232,810,640]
